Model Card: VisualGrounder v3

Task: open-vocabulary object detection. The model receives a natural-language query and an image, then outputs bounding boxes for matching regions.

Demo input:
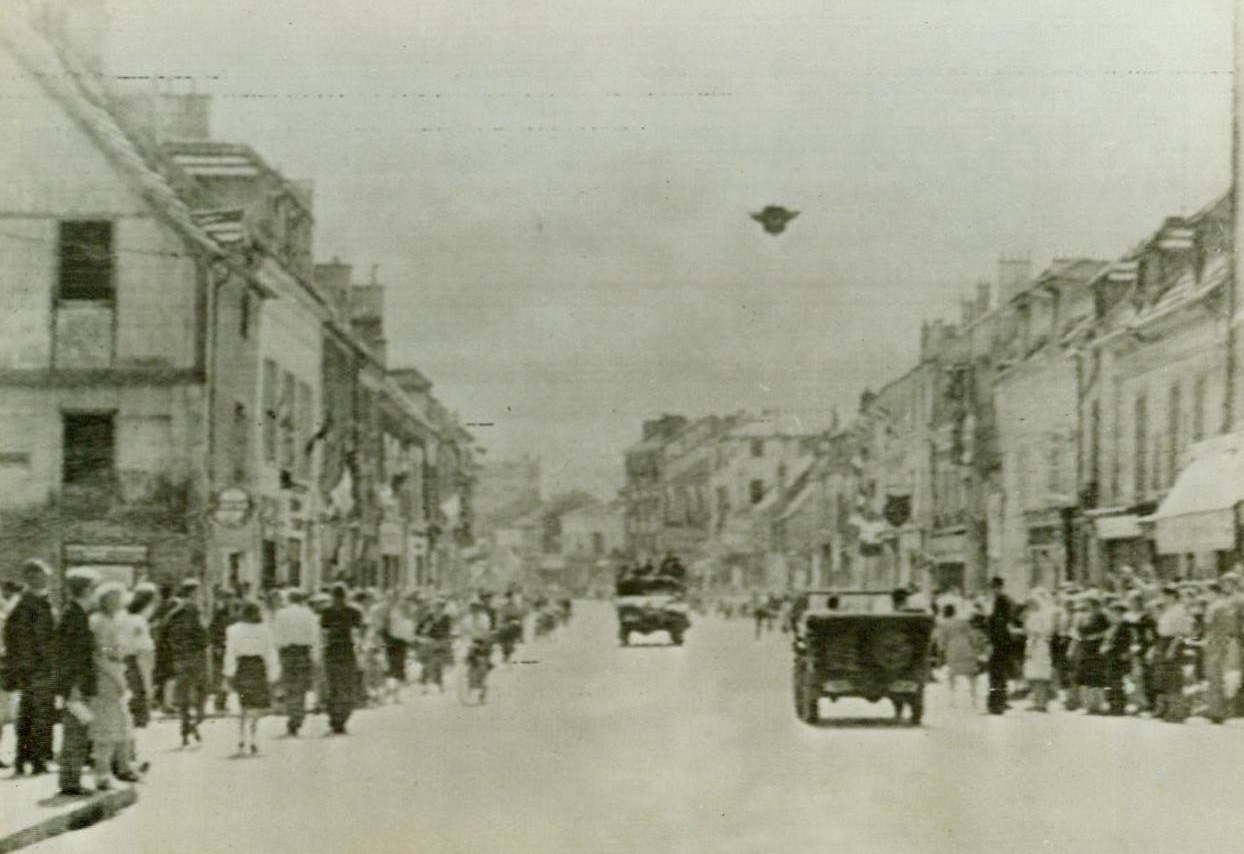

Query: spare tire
[869,626,915,672]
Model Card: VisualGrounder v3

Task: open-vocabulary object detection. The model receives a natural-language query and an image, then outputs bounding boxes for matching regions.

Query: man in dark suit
[55,569,99,796]
[3,560,57,777]
[985,576,1014,715]
[163,579,209,746]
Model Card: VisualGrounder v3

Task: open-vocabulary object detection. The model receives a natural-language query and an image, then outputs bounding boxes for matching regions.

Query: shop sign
[64,544,149,565]
[212,488,253,529]
[929,530,966,563]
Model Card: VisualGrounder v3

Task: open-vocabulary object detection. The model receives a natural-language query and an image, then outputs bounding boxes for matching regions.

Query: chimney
[314,259,352,321]
[350,284,387,365]
[998,257,1033,303]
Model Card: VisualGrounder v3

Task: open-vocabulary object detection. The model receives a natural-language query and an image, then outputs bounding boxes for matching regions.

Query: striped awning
[172,152,260,177]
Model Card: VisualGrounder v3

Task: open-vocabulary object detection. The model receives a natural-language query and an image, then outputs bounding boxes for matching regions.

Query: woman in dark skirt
[223,601,280,755]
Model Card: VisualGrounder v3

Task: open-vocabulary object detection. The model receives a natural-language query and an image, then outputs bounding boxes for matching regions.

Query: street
[23,601,1243,854]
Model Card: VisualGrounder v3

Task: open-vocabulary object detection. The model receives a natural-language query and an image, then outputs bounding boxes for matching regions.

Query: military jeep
[790,590,934,726]
[615,570,690,646]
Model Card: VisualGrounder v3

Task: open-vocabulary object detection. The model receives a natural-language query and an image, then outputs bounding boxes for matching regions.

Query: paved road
[30,602,1244,854]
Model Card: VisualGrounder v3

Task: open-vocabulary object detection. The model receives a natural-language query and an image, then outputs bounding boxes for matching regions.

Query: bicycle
[456,638,493,706]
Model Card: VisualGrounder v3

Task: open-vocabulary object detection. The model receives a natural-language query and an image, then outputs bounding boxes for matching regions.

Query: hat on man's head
[21,559,53,579]
[133,581,158,594]
[177,578,201,594]
[94,580,127,601]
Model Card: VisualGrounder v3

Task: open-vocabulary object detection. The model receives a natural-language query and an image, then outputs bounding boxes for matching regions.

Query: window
[1134,394,1148,497]
[63,412,115,486]
[287,538,303,587]
[295,380,312,478]
[262,359,278,463]
[279,371,296,470]
[1046,441,1060,495]
[261,540,278,590]
[1167,382,1181,483]
[1193,374,1206,442]
[232,402,248,483]
[751,439,764,458]
[239,290,252,339]
[58,221,114,301]
[749,479,765,504]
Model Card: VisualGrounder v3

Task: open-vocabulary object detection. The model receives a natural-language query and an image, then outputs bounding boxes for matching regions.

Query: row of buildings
[623,193,1244,595]
[470,457,624,595]
[0,2,476,592]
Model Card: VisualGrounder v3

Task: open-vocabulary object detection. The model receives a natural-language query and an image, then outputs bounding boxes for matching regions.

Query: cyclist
[496,592,525,664]
[459,599,494,702]
[415,597,452,693]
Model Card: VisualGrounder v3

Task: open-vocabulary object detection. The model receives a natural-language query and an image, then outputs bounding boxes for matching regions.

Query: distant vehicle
[790,590,935,726]
[614,560,690,646]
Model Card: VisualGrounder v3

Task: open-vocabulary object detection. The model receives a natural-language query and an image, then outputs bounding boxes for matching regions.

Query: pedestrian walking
[384,595,415,702]
[271,590,321,736]
[88,581,138,789]
[207,588,239,714]
[164,579,209,746]
[0,580,24,768]
[416,597,453,693]
[1200,581,1240,724]
[4,560,57,777]
[1022,590,1055,712]
[1076,595,1111,714]
[122,582,158,772]
[223,601,281,755]
[320,585,363,735]
[1154,585,1193,723]
[55,568,99,796]
[934,604,980,708]
[1124,591,1159,713]
[1100,601,1131,716]
[985,577,1014,715]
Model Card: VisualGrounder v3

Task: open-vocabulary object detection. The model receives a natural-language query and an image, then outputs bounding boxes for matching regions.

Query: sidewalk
[0,775,137,854]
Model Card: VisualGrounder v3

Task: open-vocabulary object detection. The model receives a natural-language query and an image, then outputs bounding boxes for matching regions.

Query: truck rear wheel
[793,664,819,724]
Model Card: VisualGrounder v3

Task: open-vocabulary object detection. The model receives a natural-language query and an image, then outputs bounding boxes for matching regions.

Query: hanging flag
[329,467,354,517]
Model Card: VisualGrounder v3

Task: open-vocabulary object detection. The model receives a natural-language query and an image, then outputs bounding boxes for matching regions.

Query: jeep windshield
[799,591,897,616]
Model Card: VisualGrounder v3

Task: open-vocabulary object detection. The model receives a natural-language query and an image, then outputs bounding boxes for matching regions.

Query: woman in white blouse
[223,600,281,755]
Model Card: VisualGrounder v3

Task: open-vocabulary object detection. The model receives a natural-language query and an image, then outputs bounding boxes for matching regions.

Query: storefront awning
[1095,514,1141,541]
[1153,432,1244,554]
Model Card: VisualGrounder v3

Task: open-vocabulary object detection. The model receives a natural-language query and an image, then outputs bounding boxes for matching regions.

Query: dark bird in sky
[751,205,799,235]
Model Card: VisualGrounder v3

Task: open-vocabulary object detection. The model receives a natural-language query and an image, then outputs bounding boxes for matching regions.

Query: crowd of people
[0,557,571,798]
[713,571,1244,724]
[928,572,1244,723]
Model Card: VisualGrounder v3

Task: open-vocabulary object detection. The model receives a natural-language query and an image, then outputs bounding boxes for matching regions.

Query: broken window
[58,221,114,301]
[63,411,115,486]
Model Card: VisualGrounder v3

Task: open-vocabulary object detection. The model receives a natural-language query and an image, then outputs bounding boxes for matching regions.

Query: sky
[104,0,1234,496]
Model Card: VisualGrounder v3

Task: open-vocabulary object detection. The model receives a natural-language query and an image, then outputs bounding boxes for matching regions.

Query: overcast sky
[106,0,1233,496]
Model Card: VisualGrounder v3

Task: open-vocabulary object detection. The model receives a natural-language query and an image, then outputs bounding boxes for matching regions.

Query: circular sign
[212,488,253,528]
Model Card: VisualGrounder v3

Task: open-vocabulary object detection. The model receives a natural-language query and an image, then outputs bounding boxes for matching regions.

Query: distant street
[23,601,1243,854]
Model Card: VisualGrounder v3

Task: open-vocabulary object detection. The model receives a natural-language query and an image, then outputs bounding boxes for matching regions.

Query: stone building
[0,7,232,585]
[0,4,475,590]
[993,258,1106,593]
[1080,195,1236,581]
